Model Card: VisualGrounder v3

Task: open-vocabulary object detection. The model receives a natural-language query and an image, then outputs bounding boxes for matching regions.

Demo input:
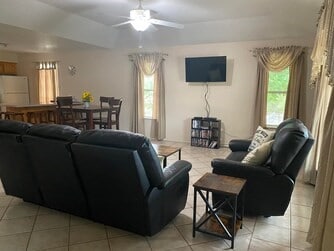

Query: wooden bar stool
[27,111,50,124]
[0,112,24,121]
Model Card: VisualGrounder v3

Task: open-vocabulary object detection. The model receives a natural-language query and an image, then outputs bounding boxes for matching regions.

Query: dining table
[68,105,109,130]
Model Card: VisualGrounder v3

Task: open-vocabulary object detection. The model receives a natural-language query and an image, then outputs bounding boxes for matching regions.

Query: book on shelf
[211,130,219,137]
[201,121,210,129]
[191,129,200,137]
[210,121,220,128]
[202,139,209,147]
[192,120,201,128]
[209,141,218,148]
[200,130,210,139]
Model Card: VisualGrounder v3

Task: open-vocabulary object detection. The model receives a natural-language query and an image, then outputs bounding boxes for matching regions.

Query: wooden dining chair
[56,96,86,130]
[108,98,123,130]
[93,96,113,129]
[93,97,122,129]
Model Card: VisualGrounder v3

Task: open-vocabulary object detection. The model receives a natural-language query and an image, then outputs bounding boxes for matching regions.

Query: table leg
[163,157,167,167]
[86,111,94,129]
[192,188,197,237]
[178,149,181,160]
[231,196,237,249]
[240,186,245,229]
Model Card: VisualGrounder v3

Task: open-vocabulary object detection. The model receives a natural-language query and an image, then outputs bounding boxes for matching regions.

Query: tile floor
[0,141,314,251]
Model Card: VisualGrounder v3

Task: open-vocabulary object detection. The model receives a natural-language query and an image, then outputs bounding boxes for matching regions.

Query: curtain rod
[128,52,168,56]
[32,60,60,64]
[249,46,306,53]
[249,46,306,57]
[128,52,168,60]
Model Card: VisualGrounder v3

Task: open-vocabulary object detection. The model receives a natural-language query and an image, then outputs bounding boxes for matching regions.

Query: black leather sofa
[211,118,314,216]
[0,120,192,236]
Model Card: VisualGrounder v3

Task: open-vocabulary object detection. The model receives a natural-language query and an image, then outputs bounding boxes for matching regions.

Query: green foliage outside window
[144,75,154,118]
[266,67,290,126]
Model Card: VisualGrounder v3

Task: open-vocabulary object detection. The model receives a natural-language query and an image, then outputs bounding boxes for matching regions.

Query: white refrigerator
[0,76,30,110]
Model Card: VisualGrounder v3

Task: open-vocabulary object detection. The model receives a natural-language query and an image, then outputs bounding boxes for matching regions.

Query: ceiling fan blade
[112,20,132,27]
[150,19,184,29]
[147,24,158,32]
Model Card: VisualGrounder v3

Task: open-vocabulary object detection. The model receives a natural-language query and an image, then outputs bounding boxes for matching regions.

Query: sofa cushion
[270,123,309,174]
[248,126,275,151]
[76,129,164,187]
[227,151,248,162]
[242,140,274,165]
[0,119,31,134]
[27,124,80,142]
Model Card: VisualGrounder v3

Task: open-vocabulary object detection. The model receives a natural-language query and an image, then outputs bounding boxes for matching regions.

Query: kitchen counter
[6,104,57,122]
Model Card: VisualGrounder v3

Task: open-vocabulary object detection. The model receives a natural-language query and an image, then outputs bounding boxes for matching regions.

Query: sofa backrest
[0,119,42,204]
[71,129,157,234]
[270,119,314,180]
[73,129,164,187]
[22,124,89,217]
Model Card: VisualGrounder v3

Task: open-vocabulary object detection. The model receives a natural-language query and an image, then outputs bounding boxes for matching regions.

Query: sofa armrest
[211,158,294,216]
[229,139,252,152]
[161,160,192,188]
[211,158,275,180]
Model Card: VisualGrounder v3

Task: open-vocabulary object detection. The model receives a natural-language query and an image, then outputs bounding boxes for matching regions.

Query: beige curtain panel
[131,52,166,140]
[305,0,334,184]
[253,64,269,128]
[253,46,306,129]
[36,62,59,104]
[310,1,334,87]
[284,54,307,120]
[306,0,334,250]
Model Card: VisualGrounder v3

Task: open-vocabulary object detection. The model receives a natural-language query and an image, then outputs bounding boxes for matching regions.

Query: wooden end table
[192,173,246,249]
[153,144,181,167]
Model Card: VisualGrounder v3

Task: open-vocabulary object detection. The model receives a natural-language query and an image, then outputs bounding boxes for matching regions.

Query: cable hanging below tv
[185,56,227,83]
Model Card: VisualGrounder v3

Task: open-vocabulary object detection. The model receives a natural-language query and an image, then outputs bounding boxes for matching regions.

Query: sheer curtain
[304,0,334,184]
[131,52,166,140]
[306,0,334,250]
[36,62,59,104]
[253,46,306,129]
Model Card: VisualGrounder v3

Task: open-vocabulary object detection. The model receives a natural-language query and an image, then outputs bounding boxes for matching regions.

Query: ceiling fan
[112,0,184,31]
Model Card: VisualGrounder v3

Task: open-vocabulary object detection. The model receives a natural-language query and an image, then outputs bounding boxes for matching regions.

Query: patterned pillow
[248,126,275,151]
[242,140,274,165]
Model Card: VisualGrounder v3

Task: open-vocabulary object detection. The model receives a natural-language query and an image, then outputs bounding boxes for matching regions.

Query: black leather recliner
[211,118,314,216]
[0,120,42,204]
[22,124,90,218]
[0,119,192,236]
[71,129,191,236]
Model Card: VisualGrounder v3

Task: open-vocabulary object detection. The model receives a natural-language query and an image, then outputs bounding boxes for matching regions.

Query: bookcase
[191,117,221,149]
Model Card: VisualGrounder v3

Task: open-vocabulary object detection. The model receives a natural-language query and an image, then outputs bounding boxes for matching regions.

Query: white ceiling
[0,0,323,53]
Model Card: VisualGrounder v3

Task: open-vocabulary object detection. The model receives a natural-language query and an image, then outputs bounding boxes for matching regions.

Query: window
[144,74,154,118]
[266,67,290,127]
[37,61,59,104]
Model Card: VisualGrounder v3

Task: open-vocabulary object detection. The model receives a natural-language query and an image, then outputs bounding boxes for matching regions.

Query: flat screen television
[185,56,227,83]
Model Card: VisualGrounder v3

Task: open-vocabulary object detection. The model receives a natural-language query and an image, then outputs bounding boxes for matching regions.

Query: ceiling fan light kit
[113,0,184,32]
[130,9,151,31]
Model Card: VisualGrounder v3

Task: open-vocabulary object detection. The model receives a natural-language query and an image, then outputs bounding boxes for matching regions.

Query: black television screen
[185,56,227,83]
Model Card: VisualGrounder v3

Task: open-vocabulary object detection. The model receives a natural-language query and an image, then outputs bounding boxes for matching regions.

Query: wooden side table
[152,144,181,167]
[192,173,246,249]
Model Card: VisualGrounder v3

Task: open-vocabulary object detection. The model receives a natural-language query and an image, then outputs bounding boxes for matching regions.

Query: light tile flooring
[0,141,314,251]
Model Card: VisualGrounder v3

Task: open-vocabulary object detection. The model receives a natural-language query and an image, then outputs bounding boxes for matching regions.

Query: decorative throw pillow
[248,126,275,151]
[242,140,274,165]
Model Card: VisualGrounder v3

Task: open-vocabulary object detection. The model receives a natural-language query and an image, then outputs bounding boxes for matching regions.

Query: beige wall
[16,38,314,145]
[0,51,18,62]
